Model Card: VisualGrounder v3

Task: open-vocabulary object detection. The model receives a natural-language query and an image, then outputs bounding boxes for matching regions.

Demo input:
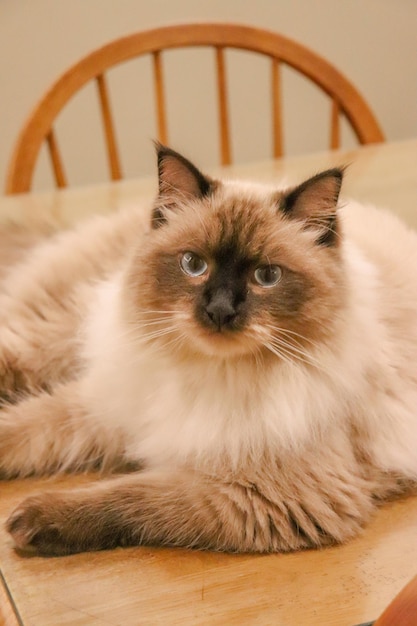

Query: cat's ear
[279,168,344,246]
[152,143,215,228]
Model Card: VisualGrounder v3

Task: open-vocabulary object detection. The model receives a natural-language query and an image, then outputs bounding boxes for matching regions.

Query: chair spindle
[96,73,122,180]
[271,59,283,158]
[330,99,341,149]
[153,51,168,145]
[215,46,231,166]
[46,129,67,188]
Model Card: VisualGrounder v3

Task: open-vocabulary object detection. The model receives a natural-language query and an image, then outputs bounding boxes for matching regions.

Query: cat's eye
[254,265,282,287]
[180,252,208,277]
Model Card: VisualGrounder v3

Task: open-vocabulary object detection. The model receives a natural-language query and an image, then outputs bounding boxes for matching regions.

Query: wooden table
[1,139,417,626]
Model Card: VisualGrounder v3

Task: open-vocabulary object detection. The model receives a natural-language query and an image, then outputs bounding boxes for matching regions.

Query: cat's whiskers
[266,341,318,370]
[265,337,330,374]
[117,324,179,350]
[271,327,334,374]
[264,323,323,352]
[134,308,182,313]
[133,318,177,330]
[116,306,194,355]
[119,321,173,339]
[248,323,329,372]
[261,341,295,369]
[137,327,178,342]
[248,342,267,371]
[269,337,317,365]
[120,309,182,334]
[162,330,189,354]
[135,329,188,359]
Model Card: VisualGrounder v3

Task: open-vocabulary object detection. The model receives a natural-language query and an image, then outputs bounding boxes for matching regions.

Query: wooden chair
[373,573,417,626]
[5,22,384,194]
[354,573,417,626]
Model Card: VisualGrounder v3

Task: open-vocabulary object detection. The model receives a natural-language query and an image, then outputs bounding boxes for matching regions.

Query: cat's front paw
[6,495,74,556]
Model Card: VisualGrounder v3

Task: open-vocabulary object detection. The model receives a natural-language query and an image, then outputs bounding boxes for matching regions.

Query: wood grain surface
[0,571,21,626]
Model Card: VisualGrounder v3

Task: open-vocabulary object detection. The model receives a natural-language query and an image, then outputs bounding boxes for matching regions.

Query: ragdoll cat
[1,145,416,556]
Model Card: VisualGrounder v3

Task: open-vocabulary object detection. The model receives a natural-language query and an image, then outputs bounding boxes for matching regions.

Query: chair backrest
[5,22,384,194]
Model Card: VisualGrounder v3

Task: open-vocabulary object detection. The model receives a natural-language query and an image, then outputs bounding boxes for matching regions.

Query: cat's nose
[205,289,237,330]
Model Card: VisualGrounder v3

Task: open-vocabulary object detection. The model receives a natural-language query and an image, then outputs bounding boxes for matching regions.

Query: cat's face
[124,146,347,361]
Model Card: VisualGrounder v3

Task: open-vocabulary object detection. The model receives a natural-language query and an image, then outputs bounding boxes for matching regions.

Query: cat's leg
[0,380,126,478]
[6,462,378,556]
[0,303,82,399]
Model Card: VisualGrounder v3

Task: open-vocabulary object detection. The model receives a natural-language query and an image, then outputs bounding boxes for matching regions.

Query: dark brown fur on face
[124,146,347,358]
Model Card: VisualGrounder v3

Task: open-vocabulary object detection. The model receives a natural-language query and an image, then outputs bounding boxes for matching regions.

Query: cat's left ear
[152,143,215,228]
[279,168,345,247]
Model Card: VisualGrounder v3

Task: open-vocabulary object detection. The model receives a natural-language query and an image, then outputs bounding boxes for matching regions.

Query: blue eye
[254,265,282,287]
[180,252,208,277]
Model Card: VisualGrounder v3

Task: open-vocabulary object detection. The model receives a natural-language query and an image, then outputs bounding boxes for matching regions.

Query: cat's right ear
[152,143,215,228]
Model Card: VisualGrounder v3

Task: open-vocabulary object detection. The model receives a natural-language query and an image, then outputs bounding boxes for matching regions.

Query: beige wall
[1,0,416,192]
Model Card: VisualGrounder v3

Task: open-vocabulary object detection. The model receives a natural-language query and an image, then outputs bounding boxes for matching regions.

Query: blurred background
[1,0,416,192]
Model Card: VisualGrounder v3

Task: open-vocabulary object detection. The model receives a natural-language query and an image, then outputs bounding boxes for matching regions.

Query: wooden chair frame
[5,22,384,194]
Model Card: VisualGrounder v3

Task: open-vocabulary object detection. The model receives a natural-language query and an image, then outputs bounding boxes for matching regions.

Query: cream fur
[1,150,417,556]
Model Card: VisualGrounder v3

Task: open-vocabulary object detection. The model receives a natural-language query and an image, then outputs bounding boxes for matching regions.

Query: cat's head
[124,145,347,361]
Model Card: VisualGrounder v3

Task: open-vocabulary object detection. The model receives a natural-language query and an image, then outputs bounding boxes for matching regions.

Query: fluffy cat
[1,145,416,556]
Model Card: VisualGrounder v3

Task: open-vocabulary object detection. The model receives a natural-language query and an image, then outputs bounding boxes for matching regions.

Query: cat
[1,144,417,557]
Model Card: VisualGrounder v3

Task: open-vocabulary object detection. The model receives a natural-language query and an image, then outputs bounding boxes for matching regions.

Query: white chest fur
[81,277,359,470]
